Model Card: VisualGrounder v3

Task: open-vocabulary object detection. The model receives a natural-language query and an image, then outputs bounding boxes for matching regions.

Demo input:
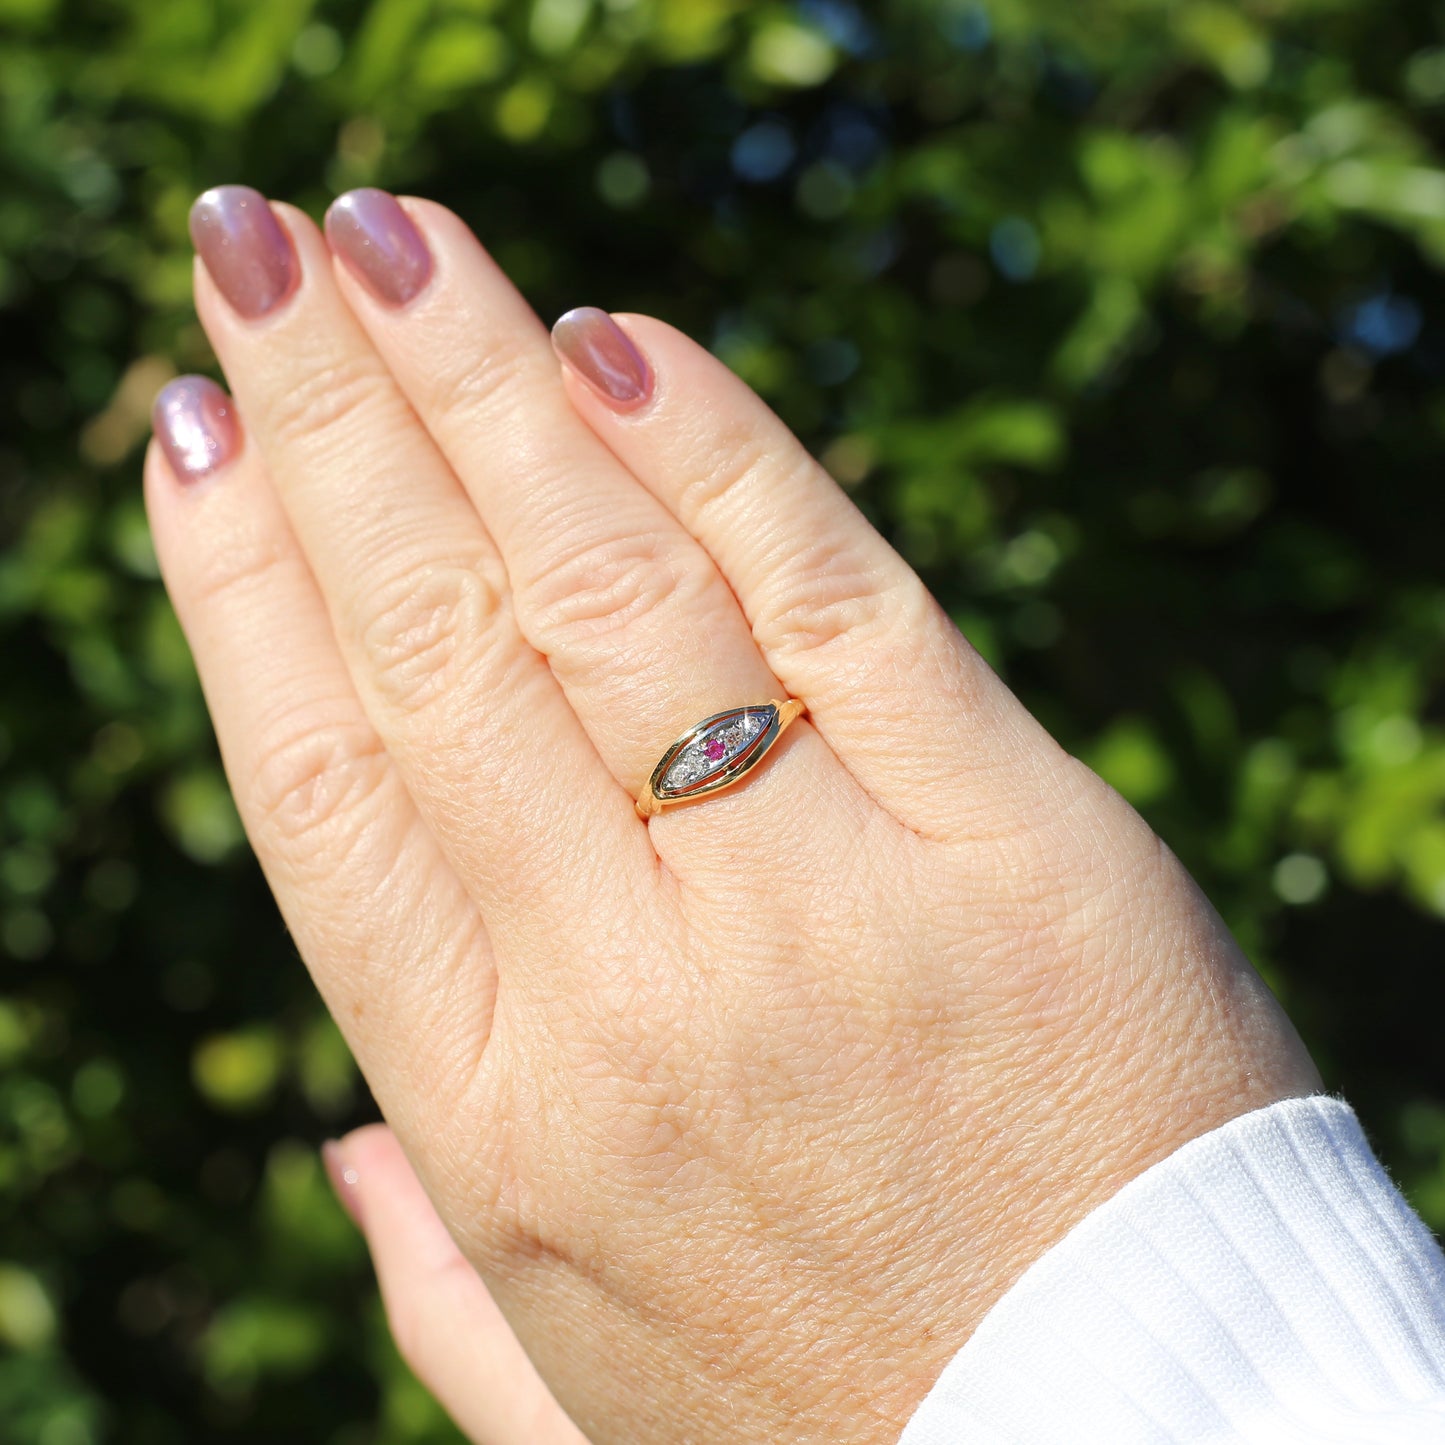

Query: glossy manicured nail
[325,188,433,307]
[189,185,298,319]
[152,376,240,483]
[322,1140,364,1229]
[551,307,653,408]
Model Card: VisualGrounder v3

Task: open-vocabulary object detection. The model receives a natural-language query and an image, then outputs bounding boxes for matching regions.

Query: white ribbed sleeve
[898,1096,1445,1444]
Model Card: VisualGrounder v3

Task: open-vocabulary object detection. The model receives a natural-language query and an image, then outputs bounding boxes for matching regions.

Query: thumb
[324,1124,589,1445]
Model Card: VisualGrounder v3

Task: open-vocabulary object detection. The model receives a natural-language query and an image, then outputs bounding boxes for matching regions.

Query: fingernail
[151,376,241,483]
[325,189,433,308]
[551,307,652,409]
[189,185,298,319]
[322,1140,364,1229]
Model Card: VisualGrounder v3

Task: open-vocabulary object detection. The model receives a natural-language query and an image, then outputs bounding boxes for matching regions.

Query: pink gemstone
[704,737,727,761]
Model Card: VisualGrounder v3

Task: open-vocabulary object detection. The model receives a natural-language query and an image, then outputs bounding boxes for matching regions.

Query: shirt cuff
[898,1095,1445,1444]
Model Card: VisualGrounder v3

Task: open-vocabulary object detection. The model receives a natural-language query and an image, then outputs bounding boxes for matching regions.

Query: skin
[145,194,1322,1444]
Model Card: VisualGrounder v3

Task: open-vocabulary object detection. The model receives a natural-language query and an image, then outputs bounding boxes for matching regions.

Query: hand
[146,186,1321,1443]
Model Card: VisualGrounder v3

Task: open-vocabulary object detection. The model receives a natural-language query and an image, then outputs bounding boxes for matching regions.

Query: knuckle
[422,332,538,422]
[675,426,802,532]
[248,716,391,853]
[755,536,917,659]
[264,355,395,451]
[360,557,512,716]
[522,529,698,645]
[188,521,297,611]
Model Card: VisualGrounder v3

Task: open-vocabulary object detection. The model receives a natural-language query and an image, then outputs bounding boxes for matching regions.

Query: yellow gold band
[635,698,806,819]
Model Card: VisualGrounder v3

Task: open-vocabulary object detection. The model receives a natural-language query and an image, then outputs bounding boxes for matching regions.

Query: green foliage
[3,0,1444,1438]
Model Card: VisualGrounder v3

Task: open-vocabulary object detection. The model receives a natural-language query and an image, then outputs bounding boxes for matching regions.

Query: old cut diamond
[658,705,777,794]
[663,747,708,790]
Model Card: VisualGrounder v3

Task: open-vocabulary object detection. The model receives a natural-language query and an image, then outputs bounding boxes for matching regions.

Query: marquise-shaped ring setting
[635,698,807,818]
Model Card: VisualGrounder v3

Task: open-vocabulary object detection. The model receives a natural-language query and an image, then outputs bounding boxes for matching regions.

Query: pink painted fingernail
[322,1140,364,1229]
[551,307,653,409]
[152,376,241,483]
[324,188,433,307]
[189,185,298,319]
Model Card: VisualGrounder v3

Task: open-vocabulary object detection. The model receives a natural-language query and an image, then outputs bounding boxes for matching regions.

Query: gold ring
[635,699,806,819]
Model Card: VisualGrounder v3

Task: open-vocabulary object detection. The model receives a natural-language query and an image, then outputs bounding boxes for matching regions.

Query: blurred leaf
[494,73,554,139]
[749,17,835,87]
[529,0,590,57]
[1178,2,1271,89]
[159,768,244,864]
[651,0,743,63]
[202,1296,329,1390]
[1084,717,1177,806]
[297,1012,358,1118]
[127,0,319,122]
[0,1265,56,1351]
[414,19,511,91]
[193,1027,284,1113]
[348,0,435,102]
[0,0,59,23]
